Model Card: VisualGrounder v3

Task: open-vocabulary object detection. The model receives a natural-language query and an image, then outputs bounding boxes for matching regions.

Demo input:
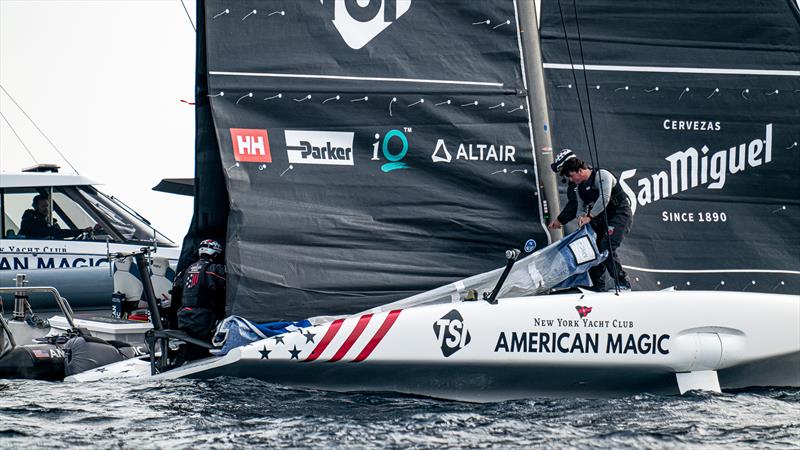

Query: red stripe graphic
[328,314,373,362]
[353,309,402,363]
[304,319,344,362]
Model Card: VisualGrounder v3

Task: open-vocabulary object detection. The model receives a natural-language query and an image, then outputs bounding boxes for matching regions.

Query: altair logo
[433,310,471,357]
[321,0,412,50]
[431,139,516,163]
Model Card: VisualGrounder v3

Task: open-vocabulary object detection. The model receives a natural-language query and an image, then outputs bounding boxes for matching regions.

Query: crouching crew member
[177,239,226,358]
[548,149,633,291]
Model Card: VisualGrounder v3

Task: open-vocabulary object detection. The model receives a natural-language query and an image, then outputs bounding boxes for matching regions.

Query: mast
[517,0,562,242]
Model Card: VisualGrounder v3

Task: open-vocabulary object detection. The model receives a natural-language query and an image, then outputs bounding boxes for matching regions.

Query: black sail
[191,0,548,321]
[540,0,800,293]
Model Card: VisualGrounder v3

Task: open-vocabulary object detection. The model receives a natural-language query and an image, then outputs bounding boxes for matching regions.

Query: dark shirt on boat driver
[18,209,83,239]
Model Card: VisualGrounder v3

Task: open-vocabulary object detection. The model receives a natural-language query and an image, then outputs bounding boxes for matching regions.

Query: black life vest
[577,168,628,212]
[181,259,226,313]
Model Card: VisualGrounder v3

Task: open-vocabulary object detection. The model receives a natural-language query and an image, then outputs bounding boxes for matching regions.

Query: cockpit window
[75,186,175,246]
[1,187,83,240]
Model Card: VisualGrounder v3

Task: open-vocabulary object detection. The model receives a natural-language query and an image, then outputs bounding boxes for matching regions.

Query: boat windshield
[75,186,175,246]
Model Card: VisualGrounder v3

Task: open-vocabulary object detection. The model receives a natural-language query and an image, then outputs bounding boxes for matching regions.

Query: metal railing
[0,285,76,330]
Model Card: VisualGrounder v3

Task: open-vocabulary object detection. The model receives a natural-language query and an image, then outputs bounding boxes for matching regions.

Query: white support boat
[67,289,799,401]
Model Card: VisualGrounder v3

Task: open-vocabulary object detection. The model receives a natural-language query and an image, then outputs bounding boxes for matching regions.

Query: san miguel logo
[619,124,773,215]
[321,0,412,50]
[433,309,471,357]
[230,128,272,163]
[575,305,592,318]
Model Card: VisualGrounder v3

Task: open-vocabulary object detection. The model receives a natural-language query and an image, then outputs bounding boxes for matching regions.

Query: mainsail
[539,0,800,293]
[187,0,549,321]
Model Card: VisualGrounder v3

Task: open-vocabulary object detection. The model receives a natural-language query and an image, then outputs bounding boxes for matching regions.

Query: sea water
[1,379,797,448]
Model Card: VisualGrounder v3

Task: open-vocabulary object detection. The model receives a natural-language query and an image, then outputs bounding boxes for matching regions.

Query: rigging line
[0,111,38,165]
[557,0,620,293]
[570,0,620,293]
[179,0,196,32]
[554,0,595,168]
[0,84,79,174]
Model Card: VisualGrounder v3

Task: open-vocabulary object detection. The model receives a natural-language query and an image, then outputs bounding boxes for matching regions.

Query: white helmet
[198,239,223,259]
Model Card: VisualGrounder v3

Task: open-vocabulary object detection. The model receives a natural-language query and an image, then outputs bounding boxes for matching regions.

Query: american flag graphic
[258,310,403,363]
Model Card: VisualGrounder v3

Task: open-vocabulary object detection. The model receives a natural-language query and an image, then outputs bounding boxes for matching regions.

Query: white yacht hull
[66,290,800,402]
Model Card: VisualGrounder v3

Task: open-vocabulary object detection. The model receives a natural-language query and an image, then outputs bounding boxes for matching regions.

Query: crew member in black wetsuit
[548,149,633,291]
[176,239,226,359]
[19,194,101,239]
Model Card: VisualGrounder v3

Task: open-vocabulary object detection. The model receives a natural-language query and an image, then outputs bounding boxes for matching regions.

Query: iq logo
[432,309,471,357]
[372,129,410,172]
[230,128,272,163]
[321,0,412,50]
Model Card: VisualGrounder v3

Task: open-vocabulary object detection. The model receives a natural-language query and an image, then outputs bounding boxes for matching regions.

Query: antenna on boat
[0,84,81,174]
[555,0,622,294]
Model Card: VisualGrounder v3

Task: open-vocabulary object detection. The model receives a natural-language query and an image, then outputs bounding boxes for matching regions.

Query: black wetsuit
[577,169,632,290]
[177,258,226,342]
[18,209,83,239]
[557,181,580,225]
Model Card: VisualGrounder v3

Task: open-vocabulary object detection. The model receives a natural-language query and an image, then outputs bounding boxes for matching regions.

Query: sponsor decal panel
[322,0,413,50]
[285,130,354,166]
[494,306,670,355]
[372,129,411,172]
[619,124,773,216]
[433,309,471,357]
[230,128,272,163]
[432,139,516,163]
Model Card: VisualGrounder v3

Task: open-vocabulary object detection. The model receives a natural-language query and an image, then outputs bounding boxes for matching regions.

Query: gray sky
[1,0,197,242]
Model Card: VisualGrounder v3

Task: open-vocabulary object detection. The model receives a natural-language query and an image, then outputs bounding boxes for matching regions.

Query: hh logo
[230,128,272,163]
[433,310,471,357]
[321,0,412,50]
[575,305,593,318]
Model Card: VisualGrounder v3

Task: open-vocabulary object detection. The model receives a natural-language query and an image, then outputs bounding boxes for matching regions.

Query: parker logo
[432,309,471,357]
[230,128,272,163]
[575,305,593,318]
[285,130,354,166]
[321,0,412,50]
[431,139,516,163]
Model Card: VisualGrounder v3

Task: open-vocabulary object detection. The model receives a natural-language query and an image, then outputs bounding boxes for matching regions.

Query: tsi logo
[285,130,354,166]
[230,128,272,163]
[321,0,412,50]
[432,309,472,357]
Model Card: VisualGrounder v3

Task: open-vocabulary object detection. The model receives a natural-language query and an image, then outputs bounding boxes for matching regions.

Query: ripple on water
[0,378,798,448]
